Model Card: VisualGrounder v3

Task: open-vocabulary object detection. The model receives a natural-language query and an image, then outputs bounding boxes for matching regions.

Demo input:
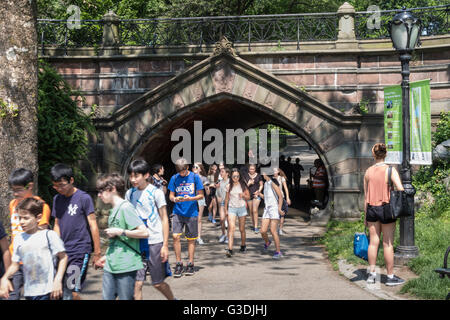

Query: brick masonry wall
[48,49,450,120]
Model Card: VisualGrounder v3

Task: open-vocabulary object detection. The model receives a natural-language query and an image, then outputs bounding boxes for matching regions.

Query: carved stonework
[213,36,237,57]
[212,64,235,93]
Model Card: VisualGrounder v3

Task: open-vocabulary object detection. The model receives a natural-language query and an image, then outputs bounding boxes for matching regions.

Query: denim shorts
[102,270,137,300]
[228,206,248,217]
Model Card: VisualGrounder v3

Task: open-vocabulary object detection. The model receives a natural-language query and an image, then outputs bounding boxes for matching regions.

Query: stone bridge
[41,4,450,224]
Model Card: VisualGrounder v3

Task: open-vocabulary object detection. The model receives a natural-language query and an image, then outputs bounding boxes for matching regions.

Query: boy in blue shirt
[168,158,204,278]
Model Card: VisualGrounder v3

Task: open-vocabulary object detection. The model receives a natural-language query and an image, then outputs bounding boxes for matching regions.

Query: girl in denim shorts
[224,169,251,257]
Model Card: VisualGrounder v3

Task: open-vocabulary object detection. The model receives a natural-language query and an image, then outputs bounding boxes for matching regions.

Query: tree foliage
[37,0,447,19]
[37,60,96,204]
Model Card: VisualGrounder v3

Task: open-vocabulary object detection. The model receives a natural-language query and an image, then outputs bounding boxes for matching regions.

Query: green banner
[384,80,432,165]
[384,85,403,164]
[410,79,432,165]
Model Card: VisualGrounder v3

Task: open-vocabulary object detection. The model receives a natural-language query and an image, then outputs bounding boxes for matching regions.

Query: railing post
[336,2,358,49]
[101,10,120,56]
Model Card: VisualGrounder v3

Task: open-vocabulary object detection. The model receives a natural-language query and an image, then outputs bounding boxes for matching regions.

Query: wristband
[122,229,127,237]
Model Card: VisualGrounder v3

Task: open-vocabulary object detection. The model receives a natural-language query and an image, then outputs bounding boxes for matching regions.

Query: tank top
[216,178,229,199]
[229,184,246,208]
[263,181,278,207]
[365,164,390,206]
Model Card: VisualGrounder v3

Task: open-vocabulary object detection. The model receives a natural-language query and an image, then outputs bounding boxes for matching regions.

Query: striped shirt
[312,166,327,188]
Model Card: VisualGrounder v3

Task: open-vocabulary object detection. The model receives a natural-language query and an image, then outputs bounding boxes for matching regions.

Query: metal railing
[36,5,450,52]
[355,4,450,40]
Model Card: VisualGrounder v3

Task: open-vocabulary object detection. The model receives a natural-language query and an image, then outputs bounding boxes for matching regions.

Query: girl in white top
[216,167,230,243]
[192,163,209,245]
[273,168,291,235]
[224,168,250,257]
[257,171,284,259]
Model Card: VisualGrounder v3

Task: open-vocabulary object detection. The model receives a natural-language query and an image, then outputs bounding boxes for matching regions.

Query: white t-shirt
[126,184,167,244]
[12,230,65,297]
[276,176,286,198]
[263,180,278,207]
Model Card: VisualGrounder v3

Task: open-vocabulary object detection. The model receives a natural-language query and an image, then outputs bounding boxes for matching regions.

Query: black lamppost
[388,7,421,265]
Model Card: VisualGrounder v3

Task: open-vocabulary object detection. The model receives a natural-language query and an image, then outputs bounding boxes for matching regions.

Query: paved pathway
[81,208,382,300]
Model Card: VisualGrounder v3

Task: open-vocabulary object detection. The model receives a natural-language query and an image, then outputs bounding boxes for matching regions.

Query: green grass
[321,206,450,300]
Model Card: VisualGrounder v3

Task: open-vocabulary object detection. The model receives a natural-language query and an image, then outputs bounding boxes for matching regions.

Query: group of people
[0,143,405,301]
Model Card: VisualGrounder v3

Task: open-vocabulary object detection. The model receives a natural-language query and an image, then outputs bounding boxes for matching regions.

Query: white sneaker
[218,234,226,243]
[278,229,284,235]
[224,237,228,244]
[197,238,205,245]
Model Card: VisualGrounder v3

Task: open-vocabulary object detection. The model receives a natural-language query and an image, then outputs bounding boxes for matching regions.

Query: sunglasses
[193,165,200,169]
[232,175,240,178]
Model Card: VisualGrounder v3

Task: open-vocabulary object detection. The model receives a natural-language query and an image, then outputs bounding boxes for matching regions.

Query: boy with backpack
[50,163,102,300]
[126,160,175,300]
[95,173,149,300]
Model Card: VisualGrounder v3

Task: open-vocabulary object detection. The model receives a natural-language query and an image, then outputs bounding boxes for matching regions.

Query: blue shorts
[228,206,248,217]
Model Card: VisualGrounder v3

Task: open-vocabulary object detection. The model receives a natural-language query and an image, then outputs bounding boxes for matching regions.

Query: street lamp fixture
[388,7,421,265]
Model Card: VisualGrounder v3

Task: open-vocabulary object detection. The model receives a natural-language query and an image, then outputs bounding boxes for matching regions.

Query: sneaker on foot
[366,273,376,284]
[185,263,195,276]
[386,275,405,286]
[240,245,247,253]
[278,228,284,235]
[273,251,283,259]
[264,241,271,250]
[218,234,226,243]
[226,249,233,257]
[197,237,205,245]
[211,219,217,224]
[174,263,183,278]
[224,236,228,244]
[254,227,260,234]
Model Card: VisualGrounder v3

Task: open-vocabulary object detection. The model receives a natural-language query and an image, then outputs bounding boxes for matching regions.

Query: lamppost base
[394,246,419,266]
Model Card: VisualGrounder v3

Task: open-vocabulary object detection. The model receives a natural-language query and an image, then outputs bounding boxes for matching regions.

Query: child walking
[6,168,51,300]
[258,171,284,259]
[126,160,175,300]
[224,168,250,257]
[0,198,68,300]
[95,173,150,300]
[51,163,102,300]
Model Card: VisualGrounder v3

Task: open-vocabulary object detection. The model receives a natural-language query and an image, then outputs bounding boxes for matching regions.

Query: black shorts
[366,204,397,224]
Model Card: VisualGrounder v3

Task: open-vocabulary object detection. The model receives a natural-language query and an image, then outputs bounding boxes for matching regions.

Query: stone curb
[337,259,409,300]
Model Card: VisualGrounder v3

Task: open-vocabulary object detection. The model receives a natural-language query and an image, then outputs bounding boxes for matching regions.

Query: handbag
[354,228,369,261]
[387,166,407,219]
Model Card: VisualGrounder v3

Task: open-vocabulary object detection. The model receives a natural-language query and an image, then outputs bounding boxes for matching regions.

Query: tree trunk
[0,0,38,227]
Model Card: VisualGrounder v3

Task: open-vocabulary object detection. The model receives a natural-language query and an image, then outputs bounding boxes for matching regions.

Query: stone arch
[93,51,365,224]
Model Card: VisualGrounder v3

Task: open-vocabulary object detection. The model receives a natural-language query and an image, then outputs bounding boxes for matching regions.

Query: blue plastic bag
[354,231,369,261]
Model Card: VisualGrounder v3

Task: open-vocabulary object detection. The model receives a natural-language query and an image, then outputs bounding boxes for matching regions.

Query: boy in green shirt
[95,173,149,300]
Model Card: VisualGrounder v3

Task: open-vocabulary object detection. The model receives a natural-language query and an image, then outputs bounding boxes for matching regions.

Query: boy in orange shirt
[7,168,51,300]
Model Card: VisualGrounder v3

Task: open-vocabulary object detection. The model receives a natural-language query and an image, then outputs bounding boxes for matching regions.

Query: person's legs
[116,271,137,300]
[172,234,182,262]
[260,218,271,245]
[187,239,196,265]
[197,204,204,240]
[367,221,381,273]
[211,197,217,222]
[247,200,254,228]
[270,219,281,252]
[134,260,148,300]
[227,213,237,251]
[252,199,261,230]
[153,281,175,300]
[238,215,247,247]
[381,222,396,276]
[219,203,226,237]
[102,270,117,300]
